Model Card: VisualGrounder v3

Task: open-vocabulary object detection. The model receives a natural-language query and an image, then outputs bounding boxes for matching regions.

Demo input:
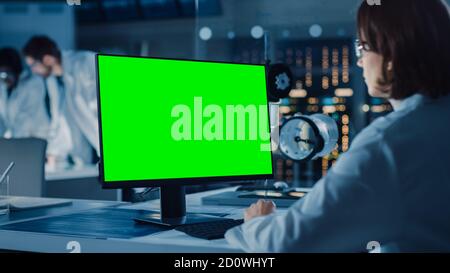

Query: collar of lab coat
[61,51,73,73]
[0,72,33,102]
[389,93,427,112]
[61,51,75,86]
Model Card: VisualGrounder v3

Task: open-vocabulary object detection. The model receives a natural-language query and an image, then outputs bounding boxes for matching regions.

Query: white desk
[0,187,257,253]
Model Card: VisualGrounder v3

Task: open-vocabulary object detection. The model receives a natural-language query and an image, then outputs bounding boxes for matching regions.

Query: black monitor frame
[96,53,275,190]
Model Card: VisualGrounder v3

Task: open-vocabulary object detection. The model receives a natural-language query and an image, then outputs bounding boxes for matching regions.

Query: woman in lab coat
[22,36,99,165]
[225,0,450,252]
[0,47,48,139]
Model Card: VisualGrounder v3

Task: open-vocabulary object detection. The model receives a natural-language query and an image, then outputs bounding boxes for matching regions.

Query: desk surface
[0,187,252,253]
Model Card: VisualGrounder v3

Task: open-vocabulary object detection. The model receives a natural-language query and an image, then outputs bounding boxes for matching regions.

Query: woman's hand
[244,199,276,222]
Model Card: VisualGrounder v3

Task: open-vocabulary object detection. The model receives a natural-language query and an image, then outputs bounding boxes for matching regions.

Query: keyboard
[175,218,244,240]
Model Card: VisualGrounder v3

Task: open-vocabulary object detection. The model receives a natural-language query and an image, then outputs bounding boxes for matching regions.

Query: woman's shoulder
[353,94,450,150]
[350,114,395,149]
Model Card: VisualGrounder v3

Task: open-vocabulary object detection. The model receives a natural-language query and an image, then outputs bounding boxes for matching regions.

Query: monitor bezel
[96,53,275,189]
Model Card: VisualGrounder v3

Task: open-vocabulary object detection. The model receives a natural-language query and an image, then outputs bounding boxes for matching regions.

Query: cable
[264,179,269,200]
[133,187,159,203]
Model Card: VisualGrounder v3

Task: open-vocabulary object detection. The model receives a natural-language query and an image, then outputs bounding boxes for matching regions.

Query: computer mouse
[273,181,289,190]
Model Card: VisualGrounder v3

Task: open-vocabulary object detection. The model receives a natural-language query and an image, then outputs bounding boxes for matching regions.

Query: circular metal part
[279,114,338,161]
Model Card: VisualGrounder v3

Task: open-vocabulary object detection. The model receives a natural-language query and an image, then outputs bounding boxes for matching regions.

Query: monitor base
[133,185,227,226]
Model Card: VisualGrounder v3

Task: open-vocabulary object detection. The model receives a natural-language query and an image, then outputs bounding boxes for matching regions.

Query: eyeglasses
[354,39,372,58]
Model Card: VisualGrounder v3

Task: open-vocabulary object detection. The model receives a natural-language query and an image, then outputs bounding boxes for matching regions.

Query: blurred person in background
[0,47,48,140]
[23,36,99,167]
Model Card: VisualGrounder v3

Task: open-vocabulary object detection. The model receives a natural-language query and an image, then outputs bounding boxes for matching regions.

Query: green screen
[98,55,273,182]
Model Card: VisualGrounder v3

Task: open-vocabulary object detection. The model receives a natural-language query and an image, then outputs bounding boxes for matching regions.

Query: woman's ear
[387,61,393,71]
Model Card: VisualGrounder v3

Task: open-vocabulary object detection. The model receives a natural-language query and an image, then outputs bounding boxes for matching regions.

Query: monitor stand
[133,186,226,226]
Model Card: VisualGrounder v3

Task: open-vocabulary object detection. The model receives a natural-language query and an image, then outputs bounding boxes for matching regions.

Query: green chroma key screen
[97,55,273,183]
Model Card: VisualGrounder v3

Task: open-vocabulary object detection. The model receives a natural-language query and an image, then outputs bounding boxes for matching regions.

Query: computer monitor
[96,54,274,225]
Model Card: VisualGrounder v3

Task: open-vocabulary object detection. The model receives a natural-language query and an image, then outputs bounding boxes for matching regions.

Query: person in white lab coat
[0,47,48,139]
[22,36,99,165]
[225,0,450,252]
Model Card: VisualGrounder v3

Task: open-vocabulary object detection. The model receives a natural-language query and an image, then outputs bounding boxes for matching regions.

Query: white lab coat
[45,50,99,164]
[45,76,73,161]
[225,93,450,253]
[0,72,48,139]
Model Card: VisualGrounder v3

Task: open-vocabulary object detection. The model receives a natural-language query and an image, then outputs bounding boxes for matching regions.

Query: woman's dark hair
[22,35,61,62]
[0,47,23,79]
[357,0,450,99]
